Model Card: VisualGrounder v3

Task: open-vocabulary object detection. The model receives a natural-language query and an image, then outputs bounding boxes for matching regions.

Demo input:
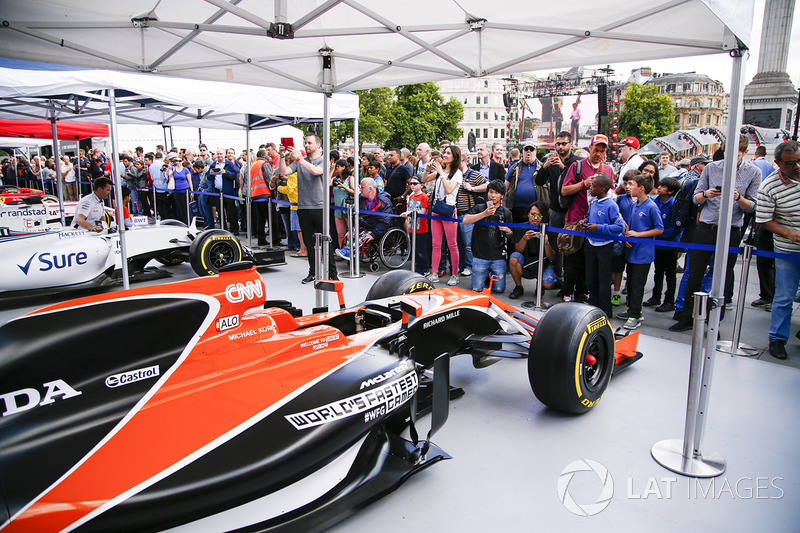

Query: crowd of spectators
[3,132,798,358]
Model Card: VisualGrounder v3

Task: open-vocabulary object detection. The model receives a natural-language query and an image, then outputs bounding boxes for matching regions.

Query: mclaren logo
[225,280,264,303]
[105,366,160,388]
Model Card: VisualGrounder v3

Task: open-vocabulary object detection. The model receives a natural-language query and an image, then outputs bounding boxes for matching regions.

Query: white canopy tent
[0,0,756,344]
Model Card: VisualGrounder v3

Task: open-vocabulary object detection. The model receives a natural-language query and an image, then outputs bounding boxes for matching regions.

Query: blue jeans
[197,189,216,228]
[675,253,713,312]
[471,258,507,293]
[457,220,474,270]
[769,257,800,342]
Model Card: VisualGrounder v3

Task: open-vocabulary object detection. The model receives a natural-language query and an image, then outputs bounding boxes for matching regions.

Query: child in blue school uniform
[612,169,640,306]
[644,176,683,313]
[616,174,664,330]
[583,174,625,317]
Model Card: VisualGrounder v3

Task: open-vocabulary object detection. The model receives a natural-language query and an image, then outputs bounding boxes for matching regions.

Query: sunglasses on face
[523,147,535,151]
[410,181,420,185]
[555,142,569,146]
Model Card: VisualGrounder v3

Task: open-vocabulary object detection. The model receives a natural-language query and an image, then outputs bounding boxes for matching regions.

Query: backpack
[557,159,583,211]
[670,176,699,232]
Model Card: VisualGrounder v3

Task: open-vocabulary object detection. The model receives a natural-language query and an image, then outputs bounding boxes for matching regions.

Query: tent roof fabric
[0,1,753,93]
[0,119,109,140]
[0,59,359,129]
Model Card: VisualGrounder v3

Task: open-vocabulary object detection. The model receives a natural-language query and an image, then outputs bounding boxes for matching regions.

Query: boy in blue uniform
[612,169,639,305]
[583,175,625,317]
[644,176,683,312]
[616,174,664,329]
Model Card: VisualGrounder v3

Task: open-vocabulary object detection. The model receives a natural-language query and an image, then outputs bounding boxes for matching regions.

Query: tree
[618,82,675,147]
[385,83,463,150]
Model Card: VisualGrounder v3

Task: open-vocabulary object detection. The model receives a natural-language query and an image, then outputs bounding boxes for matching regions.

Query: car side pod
[244,354,452,533]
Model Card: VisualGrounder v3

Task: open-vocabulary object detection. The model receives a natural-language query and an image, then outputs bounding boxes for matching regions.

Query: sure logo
[225,280,264,303]
[18,251,88,275]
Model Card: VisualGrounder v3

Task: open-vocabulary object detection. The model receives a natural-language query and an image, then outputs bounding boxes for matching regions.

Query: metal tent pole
[109,89,130,290]
[49,103,66,227]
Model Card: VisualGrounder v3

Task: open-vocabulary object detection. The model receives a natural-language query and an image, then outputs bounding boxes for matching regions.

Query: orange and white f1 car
[0,267,641,532]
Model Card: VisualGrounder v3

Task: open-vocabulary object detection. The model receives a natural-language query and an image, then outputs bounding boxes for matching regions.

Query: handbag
[557,222,586,255]
[431,177,455,217]
[167,176,175,190]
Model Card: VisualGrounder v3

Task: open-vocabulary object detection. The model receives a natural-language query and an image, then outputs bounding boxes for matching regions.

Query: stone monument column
[743,0,797,130]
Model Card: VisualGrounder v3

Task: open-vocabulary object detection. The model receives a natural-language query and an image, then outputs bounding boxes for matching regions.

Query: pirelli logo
[284,371,418,430]
[587,316,608,333]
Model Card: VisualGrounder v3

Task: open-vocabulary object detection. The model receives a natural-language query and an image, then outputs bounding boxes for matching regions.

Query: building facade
[643,72,727,131]
[437,75,536,148]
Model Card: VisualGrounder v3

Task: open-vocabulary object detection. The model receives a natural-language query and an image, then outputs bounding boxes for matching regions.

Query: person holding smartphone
[670,134,761,332]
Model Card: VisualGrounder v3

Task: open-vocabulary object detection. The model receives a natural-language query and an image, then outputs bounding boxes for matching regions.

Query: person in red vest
[247,148,273,246]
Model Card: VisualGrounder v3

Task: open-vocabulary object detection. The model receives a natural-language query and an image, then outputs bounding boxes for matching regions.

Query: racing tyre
[41,195,60,203]
[365,270,434,300]
[528,303,614,414]
[189,229,243,276]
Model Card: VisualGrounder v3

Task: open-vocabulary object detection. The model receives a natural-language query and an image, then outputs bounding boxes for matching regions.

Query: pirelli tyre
[528,303,615,414]
[41,194,60,203]
[365,270,434,301]
[189,229,243,276]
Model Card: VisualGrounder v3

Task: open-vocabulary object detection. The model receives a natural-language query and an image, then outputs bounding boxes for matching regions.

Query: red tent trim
[0,120,108,140]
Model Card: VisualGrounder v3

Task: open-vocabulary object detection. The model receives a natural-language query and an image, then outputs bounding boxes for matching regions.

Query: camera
[332,177,342,186]
[161,163,169,171]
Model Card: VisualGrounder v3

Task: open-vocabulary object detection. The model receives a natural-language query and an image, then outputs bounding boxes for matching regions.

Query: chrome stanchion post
[186,190,191,225]
[267,197,274,248]
[717,244,758,355]
[153,187,159,222]
[411,210,418,273]
[340,204,364,279]
[314,232,329,309]
[652,291,726,477]
[219,191,225,231]
[536,222,547,309]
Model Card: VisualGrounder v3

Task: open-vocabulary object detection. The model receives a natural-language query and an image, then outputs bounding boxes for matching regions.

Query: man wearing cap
[670,158,691,181]
[614,136,644,190]
[559,134,615,302]
[504,140,542,222]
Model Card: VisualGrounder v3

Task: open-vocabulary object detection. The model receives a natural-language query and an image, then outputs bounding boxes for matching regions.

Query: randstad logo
[557,459,614,517]
[224,280,264,303]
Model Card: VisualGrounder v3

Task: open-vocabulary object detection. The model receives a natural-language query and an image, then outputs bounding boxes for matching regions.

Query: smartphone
[715,185,722,191]
[281,137,294,148]
[487,200,494,208]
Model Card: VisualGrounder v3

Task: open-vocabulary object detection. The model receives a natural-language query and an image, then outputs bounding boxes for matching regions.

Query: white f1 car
[0,221,246,296]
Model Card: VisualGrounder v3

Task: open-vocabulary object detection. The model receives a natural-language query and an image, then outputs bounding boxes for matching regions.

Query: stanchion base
[520,301,551,310]
[715,341,759,356]
[651,439,726,478]
[339,272,365,279]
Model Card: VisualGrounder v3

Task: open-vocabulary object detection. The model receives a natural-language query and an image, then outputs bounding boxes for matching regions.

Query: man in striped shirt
[756,140,800,360]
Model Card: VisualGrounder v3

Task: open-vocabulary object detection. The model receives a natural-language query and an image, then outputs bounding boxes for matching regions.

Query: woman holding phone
[429,145,463,286]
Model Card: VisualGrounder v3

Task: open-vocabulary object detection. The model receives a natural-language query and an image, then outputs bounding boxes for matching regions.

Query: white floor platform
[1,258,798,532]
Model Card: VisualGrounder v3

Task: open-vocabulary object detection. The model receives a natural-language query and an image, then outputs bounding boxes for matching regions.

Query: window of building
[495,112,499,121]
[689,114,699,125]
[684,83,691,92]
[675,115,681,124]
[667,84,676,93]
[484,80,489,88]
[476,112,481,120]
[501,129,505,138]
[715,115,720,125]
[675,98,682,107]
[706,114,711,125]
[484,112,488,120]
[483,96,488,104]
[483,128,488,138]
[476,96,481,105]
[689,100,700,108]
[494,128,498,138]
[463,96,468,104]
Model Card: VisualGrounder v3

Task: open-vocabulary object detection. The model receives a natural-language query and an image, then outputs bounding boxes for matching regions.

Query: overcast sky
[536,0,800,92]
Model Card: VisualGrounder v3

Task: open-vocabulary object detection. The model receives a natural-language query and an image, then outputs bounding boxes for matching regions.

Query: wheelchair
[356,225,410,272]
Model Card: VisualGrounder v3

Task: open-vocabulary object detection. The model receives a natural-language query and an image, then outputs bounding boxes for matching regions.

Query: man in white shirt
[614,136,645,189]
[73,177,112,232]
